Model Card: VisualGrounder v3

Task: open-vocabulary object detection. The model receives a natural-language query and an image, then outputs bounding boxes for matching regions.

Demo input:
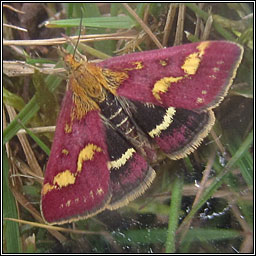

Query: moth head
[63,54,82,72]
[57,45,87,72]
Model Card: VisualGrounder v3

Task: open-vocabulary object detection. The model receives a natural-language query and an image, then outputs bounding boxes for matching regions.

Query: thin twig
[123,3,163,49]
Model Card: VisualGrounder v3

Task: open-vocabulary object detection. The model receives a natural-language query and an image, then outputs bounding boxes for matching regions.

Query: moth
[41,41,243,224]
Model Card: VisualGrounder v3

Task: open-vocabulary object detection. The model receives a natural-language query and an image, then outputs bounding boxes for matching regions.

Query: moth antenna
[73,9,83,59]
[61,33,86,61]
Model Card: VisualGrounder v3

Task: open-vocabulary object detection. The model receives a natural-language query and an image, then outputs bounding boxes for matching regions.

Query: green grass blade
[165,174,184,253]
[18,121,50,156]
[179,131,253,231]
[3,147,22,253]
[3,87,25,111]
[3,97,40,145]
[186,3,236,40]
[3,74,62,145]
[47,16,136,29]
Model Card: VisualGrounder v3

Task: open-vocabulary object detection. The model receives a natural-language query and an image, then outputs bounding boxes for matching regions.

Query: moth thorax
[84,81,105,102]
[74,69,106,102]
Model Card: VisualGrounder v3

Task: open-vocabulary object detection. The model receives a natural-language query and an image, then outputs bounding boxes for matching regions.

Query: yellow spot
[133,61,143,69]
[66,200,71,207]
[217,60,224,65]
[124,61,144,71]
[62,149,69,155]
[53,170,76,187]
[149,107,176,138]
[152,42,211,101]
[197,41,210,54]
[83,196,87,203]
[153,76,183,101]
[159,59,168,66]
[64,123,72,133]
[109,148,136,169]
[77,144,102,172]
[90,190,94,199]
[96,187,104,196]
[182,41,210,75]
[213,67,220,72]
[75,198,79,203]
[197,97,204,104]
[182,52,201,75]
[202,90,207,95]
[44,144,103,194]
[209,74,216,79]
[42,183,55,195]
